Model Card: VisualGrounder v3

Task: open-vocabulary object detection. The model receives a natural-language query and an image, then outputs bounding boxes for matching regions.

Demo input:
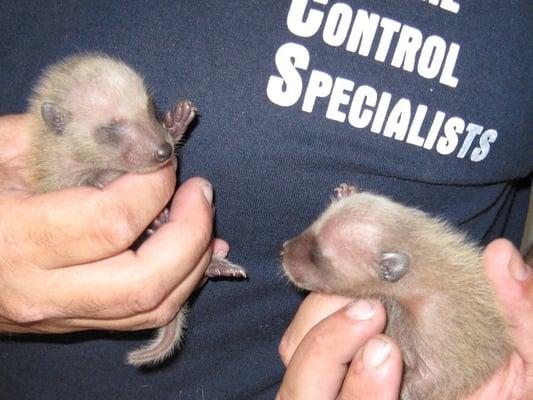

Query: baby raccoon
[27,53,246,367]
[281,184,511,400]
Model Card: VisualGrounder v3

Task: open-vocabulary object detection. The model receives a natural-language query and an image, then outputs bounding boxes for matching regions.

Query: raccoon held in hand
[27,53,246,367]
[281,183,511,400]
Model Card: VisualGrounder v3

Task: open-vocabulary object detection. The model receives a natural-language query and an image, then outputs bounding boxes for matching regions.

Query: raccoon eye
[96,123,121,144]
[309,246,329,269]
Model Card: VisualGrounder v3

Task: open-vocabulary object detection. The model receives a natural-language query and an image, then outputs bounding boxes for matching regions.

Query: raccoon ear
[379,252,410,282]
[41,102,68,133]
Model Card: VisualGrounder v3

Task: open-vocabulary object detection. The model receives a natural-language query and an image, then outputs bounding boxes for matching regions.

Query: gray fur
[27,53,246,367]
[282,184,512,400]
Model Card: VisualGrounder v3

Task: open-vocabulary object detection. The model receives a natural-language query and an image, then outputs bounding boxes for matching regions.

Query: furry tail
[125,304,188,367]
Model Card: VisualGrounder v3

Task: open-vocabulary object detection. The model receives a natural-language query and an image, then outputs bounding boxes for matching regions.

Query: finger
[33,239,220,333]
[9,178,214,322]
[339,335,403,400]
[7,244,213,333]
[279,292,355,365]
[136,177,213,268]
[277,299,387,400]
[2,162,176,269]
[52,243,215,332]
[483,239,533,365]
[212,238,230,258]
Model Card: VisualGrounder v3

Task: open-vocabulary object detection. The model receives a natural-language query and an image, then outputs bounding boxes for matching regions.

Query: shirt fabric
[0,1,532,399]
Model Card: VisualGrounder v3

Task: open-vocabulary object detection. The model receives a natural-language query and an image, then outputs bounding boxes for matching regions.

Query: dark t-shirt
[1,1,531,399]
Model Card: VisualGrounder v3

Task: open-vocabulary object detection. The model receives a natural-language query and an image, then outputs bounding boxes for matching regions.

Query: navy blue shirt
[1,1,532,399]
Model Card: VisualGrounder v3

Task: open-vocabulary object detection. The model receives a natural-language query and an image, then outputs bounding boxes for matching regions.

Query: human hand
[277,294,403,399]
[277,239,532,399]
[0,114,223,334]
[466,239,532,399]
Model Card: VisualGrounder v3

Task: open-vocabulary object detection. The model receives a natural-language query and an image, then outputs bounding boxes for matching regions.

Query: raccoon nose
[155,143,173,162]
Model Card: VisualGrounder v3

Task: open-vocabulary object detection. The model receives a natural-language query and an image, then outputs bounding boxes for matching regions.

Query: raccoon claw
[206,256,247,279]
[379,252,410,282]
[164,100,197,140]
[146,208,170,236]
[333,183,358,200]
[85,170,122,189]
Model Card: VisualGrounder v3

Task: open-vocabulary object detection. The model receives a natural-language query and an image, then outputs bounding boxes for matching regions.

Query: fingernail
[346,299,376,320]
[362,338,391,369]
[201,182,213,205]
[509,254,530,282]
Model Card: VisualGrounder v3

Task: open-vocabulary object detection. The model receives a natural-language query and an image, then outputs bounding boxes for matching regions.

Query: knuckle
[278,336,291,366]
[143,303,179,329]
[129,289,162,315]
[1,297,47,324]
[0,272,49,325]
[127,275,167,314]
[276,386,296,400]
[191,222,212,248]
[95,199,140,252]
[305,326,331,352]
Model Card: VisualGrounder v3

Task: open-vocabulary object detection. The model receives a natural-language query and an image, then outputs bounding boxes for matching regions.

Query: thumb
[483,239,533,365]
[136,176,215,270]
